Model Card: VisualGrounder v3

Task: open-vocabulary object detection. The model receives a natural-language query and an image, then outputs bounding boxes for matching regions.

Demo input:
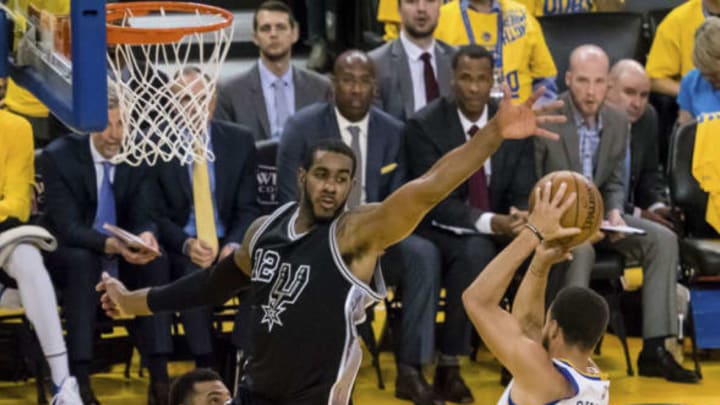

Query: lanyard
[459,0,504,75]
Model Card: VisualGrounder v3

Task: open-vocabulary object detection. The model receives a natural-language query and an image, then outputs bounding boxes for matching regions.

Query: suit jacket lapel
[250,64,272,140]
[594,106,615,183]
[435,44,452,98]
[113,163,129,202]
[294,67,313,110]
[365,111,382,202]
[444,100,466,153]
[559,94,582,172]
[391,41,415,120]
[80,137,98,205]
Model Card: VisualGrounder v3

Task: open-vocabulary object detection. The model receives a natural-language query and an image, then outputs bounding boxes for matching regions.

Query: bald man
[535,45,699,383]
[277,50,444,404]
[606,60,677,230]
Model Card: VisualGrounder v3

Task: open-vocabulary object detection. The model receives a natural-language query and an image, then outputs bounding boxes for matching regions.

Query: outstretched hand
[495,85,566,140]
[527,180,580,243]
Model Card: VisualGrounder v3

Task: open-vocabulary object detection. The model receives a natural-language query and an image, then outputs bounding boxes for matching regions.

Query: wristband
[524,223,544,242]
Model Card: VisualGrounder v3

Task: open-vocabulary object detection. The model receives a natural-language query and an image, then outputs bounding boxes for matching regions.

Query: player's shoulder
[659,0,702,28]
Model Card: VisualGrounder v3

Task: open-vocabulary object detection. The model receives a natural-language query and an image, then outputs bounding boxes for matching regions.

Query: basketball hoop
[105,2,234,166]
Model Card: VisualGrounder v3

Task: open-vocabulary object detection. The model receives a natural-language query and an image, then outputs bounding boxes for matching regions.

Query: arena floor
[0,309,718,405]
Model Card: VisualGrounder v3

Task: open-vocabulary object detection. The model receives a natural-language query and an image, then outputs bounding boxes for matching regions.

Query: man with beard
[369,0,455,121]
[96,83,566,404]
[463,181,611,405]
[215,1,332,141]
[278,50,443,405]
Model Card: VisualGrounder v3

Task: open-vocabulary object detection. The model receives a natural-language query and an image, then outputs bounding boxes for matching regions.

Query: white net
[106,6,234,166]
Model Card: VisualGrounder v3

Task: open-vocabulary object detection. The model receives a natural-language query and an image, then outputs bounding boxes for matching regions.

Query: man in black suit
[153,67,260,368]
[277,51,443,405]
[606,59,676,229]
[215,1,332,141]
[42,89,173,404]
[404,45,537,403]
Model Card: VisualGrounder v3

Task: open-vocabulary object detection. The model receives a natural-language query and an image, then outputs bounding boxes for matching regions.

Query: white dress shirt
[335,108,369,204]
[457,107,496,234]
[89,138,116,191]
[400,31,438,112]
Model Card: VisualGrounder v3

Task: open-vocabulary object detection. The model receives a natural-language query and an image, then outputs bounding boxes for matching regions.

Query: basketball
[528,171,603,248]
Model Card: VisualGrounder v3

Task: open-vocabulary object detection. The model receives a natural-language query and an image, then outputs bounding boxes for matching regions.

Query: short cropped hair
[693,17,720,78]
[253,1,297,31]
[550,287,609,352]
[451,44,495,71]
[302,139,357,178]
[169,368,224,405]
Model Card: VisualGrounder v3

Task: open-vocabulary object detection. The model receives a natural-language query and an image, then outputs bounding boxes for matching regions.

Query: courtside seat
[538,12,645,93]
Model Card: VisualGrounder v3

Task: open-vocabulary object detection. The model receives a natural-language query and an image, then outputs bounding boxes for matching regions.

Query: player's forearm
[463,229,539,310]
[511,255,552,343]
[147,254,251,312]
[120,288,153,316]
[650,77,680,97]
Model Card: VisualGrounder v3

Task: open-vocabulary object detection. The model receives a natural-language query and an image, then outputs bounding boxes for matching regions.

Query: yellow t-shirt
[646,0,704,81]
[378,0,401,40]
[0,109,34,223]
[692,113,720,233]
[517,0,594,16]
[4,0,70,117]
[435,0,557,103]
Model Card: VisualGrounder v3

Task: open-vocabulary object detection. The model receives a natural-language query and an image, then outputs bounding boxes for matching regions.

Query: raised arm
[462,182,578,404]
[97,216,267,317]
[343,87,566,266]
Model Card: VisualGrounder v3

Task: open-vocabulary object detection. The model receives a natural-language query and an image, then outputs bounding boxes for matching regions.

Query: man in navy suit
[152,67,261,370]
[404,45,537,403]
[42,88,173,405]
[277,50,443,405]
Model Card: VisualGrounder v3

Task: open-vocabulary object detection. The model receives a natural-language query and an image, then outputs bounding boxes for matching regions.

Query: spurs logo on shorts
[260,260,311,332]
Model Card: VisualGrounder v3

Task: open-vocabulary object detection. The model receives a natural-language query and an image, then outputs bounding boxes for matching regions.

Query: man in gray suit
[215,1,332,141]
[534,45,699,383]
[369,0,455,121]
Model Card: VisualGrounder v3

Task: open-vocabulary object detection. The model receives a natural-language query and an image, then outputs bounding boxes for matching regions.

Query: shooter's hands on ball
[527,181,581,244]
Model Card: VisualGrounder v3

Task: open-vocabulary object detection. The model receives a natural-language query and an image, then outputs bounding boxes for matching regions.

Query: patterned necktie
[346,125,363,209]
[95,161,118,277]
[193,155,219,255]
[273,78,291,138]
[420,52,440,104]
[467,125,490,211]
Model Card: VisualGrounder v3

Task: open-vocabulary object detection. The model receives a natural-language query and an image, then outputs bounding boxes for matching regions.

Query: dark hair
[302,139,357,177]
[169,368,224,405]
[451,44,495,71]
[253,1,297,32]
[549,287,609,351]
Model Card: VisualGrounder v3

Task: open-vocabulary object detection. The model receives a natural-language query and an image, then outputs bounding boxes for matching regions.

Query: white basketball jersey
[497,359,610,405]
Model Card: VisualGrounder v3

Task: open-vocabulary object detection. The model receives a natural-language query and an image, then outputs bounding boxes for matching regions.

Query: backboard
[0,0,107,133]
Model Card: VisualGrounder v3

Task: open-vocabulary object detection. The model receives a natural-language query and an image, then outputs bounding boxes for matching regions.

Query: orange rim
[106,2,234,45]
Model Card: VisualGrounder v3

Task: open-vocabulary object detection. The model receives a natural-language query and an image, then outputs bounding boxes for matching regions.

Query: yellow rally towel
[692,112,720,233]
[193,157,219,255]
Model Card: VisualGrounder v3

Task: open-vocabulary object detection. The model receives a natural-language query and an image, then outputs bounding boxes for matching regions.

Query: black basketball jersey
[241,202,386,404]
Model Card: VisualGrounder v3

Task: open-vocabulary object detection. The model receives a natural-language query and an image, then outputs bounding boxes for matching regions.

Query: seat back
[538,12,645,93]
[255,139,280,216]
[622,0,684,13]
[667,122,720,238]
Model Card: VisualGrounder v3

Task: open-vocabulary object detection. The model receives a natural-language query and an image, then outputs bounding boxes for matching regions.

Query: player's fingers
[558,191,577,213]
[542,180,553,204]
[525,85,545,107]
[502,83,512,104]
[536,114,567,125]
[533,127,560,140]
[533,185,542,209]
[550,182,567,207]
[534,98,563,114]
[556,227,582,238]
